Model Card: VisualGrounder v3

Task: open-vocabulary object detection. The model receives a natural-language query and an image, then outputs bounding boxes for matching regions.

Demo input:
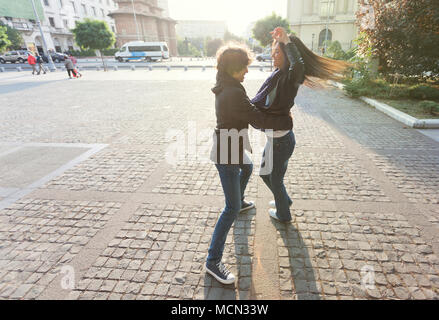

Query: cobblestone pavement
[0,71,438,300]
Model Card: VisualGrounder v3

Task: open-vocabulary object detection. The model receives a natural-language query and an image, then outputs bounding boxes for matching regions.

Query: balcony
[12,22,35,31]
[49,27,73,35]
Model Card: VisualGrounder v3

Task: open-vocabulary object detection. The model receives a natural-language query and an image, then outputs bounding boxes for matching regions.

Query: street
[0,70,438,300]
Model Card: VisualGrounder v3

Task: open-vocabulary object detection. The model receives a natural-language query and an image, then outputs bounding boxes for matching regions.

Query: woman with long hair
[251,27,349,222]
[206,44,293,284]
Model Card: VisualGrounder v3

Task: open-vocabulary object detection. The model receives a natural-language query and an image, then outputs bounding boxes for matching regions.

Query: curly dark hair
[216,44,253,76]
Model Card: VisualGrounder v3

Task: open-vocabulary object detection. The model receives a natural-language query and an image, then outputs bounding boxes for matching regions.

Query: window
[82,4,87,15]
[49,17,56,27]
[128,46,161,52]
[59,0,63,8]
[92,6,96,16]
[101,9,105,17]
[43,0,50,6]
[63,19,69,28]
[320,0,335,17]
[162,45,168,52]
[319,29,332,47]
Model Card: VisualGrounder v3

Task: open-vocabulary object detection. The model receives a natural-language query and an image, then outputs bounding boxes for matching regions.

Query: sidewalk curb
[329,81,439,129]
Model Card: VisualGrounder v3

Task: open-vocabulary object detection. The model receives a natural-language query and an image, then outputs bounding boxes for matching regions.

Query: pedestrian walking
[36,54,47,75]
[206,44,292,285]
[251,27,349,222]
[69,54,82,78]
[27,52,37,75]
[64,55,77,79]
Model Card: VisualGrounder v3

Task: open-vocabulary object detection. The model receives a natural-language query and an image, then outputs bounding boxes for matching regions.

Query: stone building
[0,0,117,54]
[109,0,177,56]
[287,0,359,52]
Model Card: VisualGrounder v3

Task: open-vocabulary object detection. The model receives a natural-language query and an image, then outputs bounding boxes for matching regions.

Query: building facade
[0,0,118,54]
[175,20,227,40]
[287,0,359,52]
[109,0,177,56]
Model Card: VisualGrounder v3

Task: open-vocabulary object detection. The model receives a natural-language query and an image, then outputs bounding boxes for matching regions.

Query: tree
[224,30,243,43]
[252,13,291,47]
[0,25,11,53]
[206,38,224,57]
[72,19,115,71]
[0,22,24,50]
[357,0,439,81]
[177,38,201,57]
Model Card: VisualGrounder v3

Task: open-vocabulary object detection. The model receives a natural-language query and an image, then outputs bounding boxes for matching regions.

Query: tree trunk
[98,49,107,72]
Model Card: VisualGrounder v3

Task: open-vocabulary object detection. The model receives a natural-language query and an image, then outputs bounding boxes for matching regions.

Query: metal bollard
[184,66,188,71]
[17,67,22,72]
[167,66,170,71]
[260,67,263,72]
[113,66,118,71]
[202,66,206,72]
[131,65,135,71]
[148,66,152,71]
[96,66,100,71]
[0,67,5,72]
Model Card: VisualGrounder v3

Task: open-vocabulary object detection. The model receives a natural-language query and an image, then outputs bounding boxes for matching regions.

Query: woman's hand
[270,27,290,44]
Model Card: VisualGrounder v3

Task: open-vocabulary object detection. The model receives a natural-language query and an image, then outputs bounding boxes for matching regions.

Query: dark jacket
[253,42,305,118]
[211,71,292,164]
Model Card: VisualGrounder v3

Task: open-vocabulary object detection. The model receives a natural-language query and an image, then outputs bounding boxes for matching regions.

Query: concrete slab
[417,129,439,142]
[0,146,89,188]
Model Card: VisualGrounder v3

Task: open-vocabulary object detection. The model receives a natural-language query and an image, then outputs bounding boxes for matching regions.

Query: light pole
[30,0,56,71]
[131,0,141,41]
[312,33,315,52]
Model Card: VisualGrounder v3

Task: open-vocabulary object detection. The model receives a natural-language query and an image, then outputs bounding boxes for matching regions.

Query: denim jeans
[260,130,295,222]
[207,160,253,265]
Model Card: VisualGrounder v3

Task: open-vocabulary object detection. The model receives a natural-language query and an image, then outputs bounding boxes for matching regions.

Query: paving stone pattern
[0,73,438,300]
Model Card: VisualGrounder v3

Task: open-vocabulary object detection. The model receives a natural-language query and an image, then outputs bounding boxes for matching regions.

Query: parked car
[41,52,66,63]
[256,52,272,62]
[0,50,29,64]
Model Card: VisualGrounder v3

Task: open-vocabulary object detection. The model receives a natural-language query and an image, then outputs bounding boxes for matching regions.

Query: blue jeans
[207,161,253,265]
[260,130,295,222]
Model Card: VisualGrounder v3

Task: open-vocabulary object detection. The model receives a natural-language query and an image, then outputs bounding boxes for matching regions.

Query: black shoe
[240,200,255,213]
[206,261,235,285]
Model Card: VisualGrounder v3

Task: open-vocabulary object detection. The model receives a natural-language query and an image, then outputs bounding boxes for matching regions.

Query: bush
[419,101,439,114]
[71,49,96,57]
[408,85,439,101]
[102,48,118,56]
[343,78,413,99]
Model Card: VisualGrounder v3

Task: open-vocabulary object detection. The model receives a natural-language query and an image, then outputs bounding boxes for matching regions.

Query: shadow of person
[203,207,256,300]
[272,218,321,300]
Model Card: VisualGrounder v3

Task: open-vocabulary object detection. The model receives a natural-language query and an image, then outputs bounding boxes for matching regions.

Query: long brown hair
[276,35,350,88]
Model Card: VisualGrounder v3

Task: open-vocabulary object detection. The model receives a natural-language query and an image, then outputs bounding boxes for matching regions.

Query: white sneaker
[268,208,281,221]
[269,209,292,223]
[206,262,236,285]
[269,200,293,209]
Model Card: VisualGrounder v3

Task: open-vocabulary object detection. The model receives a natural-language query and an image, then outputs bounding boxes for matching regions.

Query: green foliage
[177,38,202,57]
[224,30,243,43]
[72,19,115,51]
[252,13,291,47]
[418,101,439,114]
[343,77,439,102]
[206,38,224,57]
[408,85,439,101]
[0,25,11,53]
[357,0,439,80]
[70,48,95,57]
[102,48,118,56]
[323,40,356,61]
[0,22,24,50]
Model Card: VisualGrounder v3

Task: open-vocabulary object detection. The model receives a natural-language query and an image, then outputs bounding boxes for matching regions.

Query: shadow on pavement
[274,220,321,300]
[0,80,64,95]
[203,207,256,300]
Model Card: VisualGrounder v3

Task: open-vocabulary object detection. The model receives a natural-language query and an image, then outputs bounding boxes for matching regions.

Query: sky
[167,0,288,37]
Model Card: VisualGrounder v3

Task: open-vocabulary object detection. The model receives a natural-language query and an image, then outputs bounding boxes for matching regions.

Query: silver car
[0,50,29,64]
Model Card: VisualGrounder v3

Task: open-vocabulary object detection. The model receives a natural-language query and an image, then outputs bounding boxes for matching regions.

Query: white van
[115,41,169,62]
